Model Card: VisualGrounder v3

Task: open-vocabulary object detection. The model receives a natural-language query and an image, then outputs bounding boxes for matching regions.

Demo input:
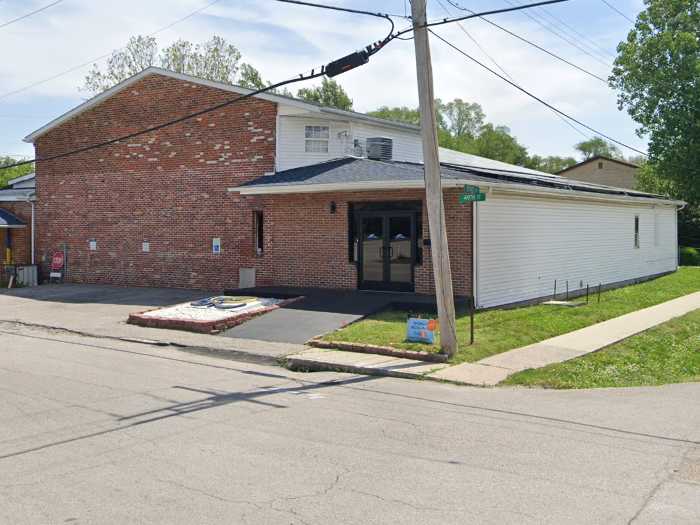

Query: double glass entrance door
[358,212,416,292]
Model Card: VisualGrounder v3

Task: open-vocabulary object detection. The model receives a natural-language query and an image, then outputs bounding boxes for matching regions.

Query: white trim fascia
[23,67,417,143]
[0,191,36,202]
[6,172,35,186]
[231,178,683,206]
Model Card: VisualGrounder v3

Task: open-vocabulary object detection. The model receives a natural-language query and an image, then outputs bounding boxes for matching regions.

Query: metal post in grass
[566,280,569,301]
[469,295,475,345]
[586,284,590,304]
[553,280,557,301]
[598,283,602,303]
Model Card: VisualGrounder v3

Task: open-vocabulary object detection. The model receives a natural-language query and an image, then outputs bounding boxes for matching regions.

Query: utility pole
[411,0,458,356]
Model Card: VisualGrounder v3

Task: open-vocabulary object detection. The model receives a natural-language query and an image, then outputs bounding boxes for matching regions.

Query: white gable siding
[349,122,423,164]
[276,114,423,171]
[475,193,678,308]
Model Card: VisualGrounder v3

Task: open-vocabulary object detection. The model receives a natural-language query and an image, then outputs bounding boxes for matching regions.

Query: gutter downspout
[25,195,35,265]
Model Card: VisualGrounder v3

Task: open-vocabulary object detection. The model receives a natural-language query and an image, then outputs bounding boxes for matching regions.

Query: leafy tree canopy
[574,137,623,160]
[0,157,34,188]
[610,0,700,207]
[525,154,577,173]
[296,78,353,111]
[82,35,261,95]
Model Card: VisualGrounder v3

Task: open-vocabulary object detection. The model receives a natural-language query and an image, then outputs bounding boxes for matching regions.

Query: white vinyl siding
[277,116,348,170]
[475,194,678,308]
[276,112,423,171]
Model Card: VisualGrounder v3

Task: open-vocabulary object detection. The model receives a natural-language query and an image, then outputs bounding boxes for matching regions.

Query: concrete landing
[285,348,449,379]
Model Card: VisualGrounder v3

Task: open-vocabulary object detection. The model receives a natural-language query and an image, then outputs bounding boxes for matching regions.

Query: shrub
[680,246,700,266]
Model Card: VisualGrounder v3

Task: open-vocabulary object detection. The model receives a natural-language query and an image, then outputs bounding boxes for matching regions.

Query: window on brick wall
[305,125,329,153]
[254,210,264,256]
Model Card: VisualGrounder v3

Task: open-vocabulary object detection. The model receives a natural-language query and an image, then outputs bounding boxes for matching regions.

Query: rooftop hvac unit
[366,137,393,161]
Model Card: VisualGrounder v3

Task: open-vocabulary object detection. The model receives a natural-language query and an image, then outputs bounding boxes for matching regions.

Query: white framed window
[305,125,329,153]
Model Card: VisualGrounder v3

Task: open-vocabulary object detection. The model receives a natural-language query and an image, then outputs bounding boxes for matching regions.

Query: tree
[82,35,244,94]
[610,0,700,207]
[296,78,353,110]
[472,124,529,166]
[440,99,484,140]
[367,106,421,126]
[0,157,34,188]
[574,137,623,160]
[238,63,267,90]
[526,155,577,174]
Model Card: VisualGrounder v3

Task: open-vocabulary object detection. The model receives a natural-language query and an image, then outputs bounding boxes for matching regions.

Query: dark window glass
[255,211,264,255]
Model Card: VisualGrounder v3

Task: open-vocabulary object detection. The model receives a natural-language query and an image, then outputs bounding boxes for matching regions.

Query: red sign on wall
[50,252,65,271]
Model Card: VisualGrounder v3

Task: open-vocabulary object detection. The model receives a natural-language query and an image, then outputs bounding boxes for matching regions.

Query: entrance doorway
[357,211,416,292]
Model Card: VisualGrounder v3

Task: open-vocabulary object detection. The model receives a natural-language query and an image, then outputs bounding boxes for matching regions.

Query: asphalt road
[1,322,699,524]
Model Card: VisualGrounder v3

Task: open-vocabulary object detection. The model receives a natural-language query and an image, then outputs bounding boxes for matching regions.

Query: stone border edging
[127,296,303,334]
[307,338,448,363]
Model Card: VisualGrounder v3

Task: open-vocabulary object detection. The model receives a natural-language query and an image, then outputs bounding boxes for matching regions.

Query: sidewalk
[287,291,700,386]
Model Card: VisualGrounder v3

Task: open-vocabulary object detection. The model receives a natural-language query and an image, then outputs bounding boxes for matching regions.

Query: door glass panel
[389,216,412,283]
[362,216,384,282]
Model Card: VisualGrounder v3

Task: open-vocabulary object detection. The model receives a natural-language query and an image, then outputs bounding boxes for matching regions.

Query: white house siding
[475,193,678,308]
[276,113,423,171]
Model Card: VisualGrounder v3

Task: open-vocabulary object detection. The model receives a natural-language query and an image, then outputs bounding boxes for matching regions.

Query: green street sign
[459,192,486,204]
[463,185,481,195]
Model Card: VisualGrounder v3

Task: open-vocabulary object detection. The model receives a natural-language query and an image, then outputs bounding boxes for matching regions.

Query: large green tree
[0,157,34,188]
[296,78,353,110]
[574,137,623,160]
[82,35,262,95]
[526,154,577,173]
[610,0,700,207]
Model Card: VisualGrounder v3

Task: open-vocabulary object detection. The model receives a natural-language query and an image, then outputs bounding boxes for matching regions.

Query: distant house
[0,172,35,265]
[21,68,683,308]
[557,156,640,190]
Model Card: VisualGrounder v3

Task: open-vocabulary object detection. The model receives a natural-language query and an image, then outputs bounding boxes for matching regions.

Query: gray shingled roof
[238,157,671,201]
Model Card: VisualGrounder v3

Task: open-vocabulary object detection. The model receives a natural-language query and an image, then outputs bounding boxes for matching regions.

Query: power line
[0,0,62,30]
[0,0,574,172]
[525,0,617,60]
[600,0,635,23]
[443,0,608,83]
[0,0,224,101]
[429,28,647,156]
[501,0,613,69]
[0,71,326,171]
[436,0,590,140]
[274,0,408,19]
[0,2,397,172]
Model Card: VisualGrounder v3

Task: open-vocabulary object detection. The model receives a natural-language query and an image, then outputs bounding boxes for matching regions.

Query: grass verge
[322,267,700,364]
[502,309,700,389]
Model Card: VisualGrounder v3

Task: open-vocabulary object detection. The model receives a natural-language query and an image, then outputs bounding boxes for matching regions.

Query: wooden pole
[411,0,458,356]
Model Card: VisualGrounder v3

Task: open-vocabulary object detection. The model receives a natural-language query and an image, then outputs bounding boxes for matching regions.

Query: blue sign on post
[406,318,437,344]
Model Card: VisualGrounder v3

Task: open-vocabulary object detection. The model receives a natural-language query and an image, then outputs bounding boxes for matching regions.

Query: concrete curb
[307,338,448,363]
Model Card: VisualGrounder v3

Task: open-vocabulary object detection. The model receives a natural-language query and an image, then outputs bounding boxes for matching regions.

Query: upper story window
[305,125,329,153]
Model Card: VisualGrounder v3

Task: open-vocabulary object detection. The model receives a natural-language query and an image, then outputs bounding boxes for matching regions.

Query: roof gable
[24,67,418,143]
[557,155,640,175]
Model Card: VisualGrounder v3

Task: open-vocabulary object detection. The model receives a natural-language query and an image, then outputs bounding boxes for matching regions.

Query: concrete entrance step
[285,348,450,379]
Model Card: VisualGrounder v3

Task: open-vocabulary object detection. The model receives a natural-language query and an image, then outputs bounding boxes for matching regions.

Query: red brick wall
[33,73,276,290]
[0,202,32,264]
[257,189,473,296]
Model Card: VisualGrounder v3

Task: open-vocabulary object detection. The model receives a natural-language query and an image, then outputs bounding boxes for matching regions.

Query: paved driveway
[1,323,699,524]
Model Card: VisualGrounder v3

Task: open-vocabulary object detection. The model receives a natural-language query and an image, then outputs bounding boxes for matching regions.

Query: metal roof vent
[366,137,393,161]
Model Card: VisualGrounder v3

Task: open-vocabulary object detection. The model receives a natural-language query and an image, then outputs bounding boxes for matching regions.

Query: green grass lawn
[322,267,700,364]
[503,309,700,389]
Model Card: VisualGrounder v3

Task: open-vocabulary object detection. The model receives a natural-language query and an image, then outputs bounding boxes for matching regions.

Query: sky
[0,0,647,162]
